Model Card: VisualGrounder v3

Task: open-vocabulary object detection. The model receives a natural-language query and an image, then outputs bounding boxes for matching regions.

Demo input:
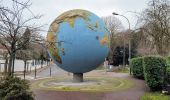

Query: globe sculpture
[47,9,110,82]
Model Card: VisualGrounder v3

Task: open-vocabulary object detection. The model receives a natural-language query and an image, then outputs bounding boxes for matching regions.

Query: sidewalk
[17,64,52,80]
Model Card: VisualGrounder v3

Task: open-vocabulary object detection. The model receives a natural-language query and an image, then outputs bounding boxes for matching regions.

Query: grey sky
[30,0,148,35]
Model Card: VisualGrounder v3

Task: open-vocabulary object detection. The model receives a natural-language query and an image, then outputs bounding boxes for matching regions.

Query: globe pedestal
[73,73,83,82]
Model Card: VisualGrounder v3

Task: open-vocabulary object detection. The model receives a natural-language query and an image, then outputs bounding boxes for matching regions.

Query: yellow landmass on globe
[47,26,62,64]
[46,9,91,64]
[100,34,110,48]
[49,47,62,64]
[54,9,90,28]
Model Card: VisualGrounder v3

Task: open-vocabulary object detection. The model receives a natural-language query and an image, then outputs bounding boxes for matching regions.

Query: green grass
[141,92,170,100]
[112,67,130,73]
[95,65,105,70]
[31,77,134,92]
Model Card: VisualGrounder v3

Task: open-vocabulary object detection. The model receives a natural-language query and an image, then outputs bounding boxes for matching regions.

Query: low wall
[0,60,48,72]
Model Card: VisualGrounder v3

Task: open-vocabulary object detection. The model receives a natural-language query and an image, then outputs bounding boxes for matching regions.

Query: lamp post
[112,12,131,74]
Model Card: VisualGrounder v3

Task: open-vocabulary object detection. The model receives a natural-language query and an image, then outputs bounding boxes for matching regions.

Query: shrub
[131,57,144,79]
[143,56,166,91]
[165,56,170,84]
[166,56,170,67]
[166,67,170,84]
[0,76,34,100]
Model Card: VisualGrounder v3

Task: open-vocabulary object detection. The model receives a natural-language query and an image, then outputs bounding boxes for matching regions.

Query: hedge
[166,56,170,67]
[166,67,170,84]
[143,56,166,91]
[131,57,144,79]
[166,56,170,84]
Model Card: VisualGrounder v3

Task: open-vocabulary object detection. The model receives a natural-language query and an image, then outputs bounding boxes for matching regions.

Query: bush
[0,76,34,100]
[166,56,170,67]
[165,56,170,84]
[143,56,166,91]
[131,57,144,79]
[166,67,170,84]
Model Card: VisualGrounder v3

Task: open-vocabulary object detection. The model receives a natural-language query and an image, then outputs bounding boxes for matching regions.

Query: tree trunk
[4,54,8,75]
[26,62,29,72]
[8,55,13,76]
[12,52,16,75]
[8,42,17,76]
[156,43,165,56]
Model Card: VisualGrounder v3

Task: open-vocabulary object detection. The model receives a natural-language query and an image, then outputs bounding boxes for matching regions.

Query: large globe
[47,9,110,73]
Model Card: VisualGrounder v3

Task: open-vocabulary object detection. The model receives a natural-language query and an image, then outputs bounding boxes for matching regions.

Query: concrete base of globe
[73,73,83,82]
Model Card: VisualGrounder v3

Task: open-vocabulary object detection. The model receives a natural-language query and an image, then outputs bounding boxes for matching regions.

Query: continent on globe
[47,9,110,74]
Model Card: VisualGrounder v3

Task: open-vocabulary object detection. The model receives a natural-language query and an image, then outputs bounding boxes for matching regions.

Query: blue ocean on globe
[47,9,110,73]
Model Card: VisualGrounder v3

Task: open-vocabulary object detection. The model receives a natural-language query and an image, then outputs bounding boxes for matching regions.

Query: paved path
[30,67,149,100]
[25,64,68,80]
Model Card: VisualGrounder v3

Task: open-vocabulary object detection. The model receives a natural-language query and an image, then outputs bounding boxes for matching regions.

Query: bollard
[50,67,51,77]
[34,66,37,79]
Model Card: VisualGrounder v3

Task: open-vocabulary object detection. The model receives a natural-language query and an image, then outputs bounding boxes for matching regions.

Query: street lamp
[112,12,130,30]
[112,12,131,74]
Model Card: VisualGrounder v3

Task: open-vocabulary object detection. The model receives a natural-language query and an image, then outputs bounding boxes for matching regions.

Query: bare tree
[102,16,123,34]
[129,28,155,56]
[0,0,42,76]
[139,0,170,56]
[102,16,123,62]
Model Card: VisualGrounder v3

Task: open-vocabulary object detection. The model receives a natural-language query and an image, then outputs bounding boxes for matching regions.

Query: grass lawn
[141,92,170,100]
[95,65,105,70]
[112,67,129,73]
[96,65,130,73]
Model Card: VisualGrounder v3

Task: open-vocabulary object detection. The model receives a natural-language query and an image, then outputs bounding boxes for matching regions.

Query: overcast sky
[30,0,148,35]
